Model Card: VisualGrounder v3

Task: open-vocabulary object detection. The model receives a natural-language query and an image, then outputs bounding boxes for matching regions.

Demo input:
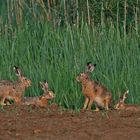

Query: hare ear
[122,90,129,102]
[44,81,48,89]
[40,81,48,90]
[40,81,43,86]
[86,62,96,73]
[40,81,45,89]
[13,66,22,77]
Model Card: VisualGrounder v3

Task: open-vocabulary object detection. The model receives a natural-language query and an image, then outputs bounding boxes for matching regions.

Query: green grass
[0,23,140,109]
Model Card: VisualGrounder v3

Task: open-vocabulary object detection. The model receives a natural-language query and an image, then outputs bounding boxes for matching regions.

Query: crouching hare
[76,62,112,111]
[0,66,31,105]
[115,90,139,112]
[22,81,55,107]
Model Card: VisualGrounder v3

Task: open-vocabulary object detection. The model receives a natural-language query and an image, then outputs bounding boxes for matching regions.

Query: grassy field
[0,1,140,109]
[0,23,140,109]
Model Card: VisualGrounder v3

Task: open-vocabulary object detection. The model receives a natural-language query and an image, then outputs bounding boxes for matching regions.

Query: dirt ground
[0,104,140,140]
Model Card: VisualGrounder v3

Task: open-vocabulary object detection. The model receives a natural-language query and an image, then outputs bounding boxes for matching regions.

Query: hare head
[43,91,55,100]
[115,90,129,110]
[13,66,31,88]
[40,81,55,99]
[76,62,96,82]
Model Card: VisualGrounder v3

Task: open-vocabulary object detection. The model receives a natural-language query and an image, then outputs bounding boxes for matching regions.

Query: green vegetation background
[0,0,140,109]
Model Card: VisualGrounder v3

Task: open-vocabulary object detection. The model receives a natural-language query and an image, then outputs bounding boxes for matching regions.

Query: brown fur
[22,81,55,107]
[115,90,139,111]
[0,80,14,85]
[0,66,31,105]
[76,63,112,111]
[116,102,139,111]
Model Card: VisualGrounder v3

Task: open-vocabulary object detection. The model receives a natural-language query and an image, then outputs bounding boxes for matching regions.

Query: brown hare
[76,62,112,111]
[0,66,31,105]
[115,90,139,111]
[22,81,55,107]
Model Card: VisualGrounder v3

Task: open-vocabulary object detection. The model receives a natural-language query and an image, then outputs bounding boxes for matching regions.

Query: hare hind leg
[0,96,7,106]
[5,99,11,105]
[104,98,110,111]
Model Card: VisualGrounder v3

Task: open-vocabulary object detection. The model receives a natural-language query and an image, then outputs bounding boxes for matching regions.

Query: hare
[115,90,139,111]
[76,62,112,111]
[22,81,55,107]
[0,66,31,105]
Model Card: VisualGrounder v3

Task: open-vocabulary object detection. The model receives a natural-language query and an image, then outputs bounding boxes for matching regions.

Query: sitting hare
[22,81,55,107]
[76,62,112,111]
[115,90,139,111]
[0,66,31,105]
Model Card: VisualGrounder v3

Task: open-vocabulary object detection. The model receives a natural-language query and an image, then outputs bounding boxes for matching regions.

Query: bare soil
[0,104,140,140]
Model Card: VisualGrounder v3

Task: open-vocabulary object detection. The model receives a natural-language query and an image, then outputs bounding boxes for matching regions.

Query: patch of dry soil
[0,104,140,140]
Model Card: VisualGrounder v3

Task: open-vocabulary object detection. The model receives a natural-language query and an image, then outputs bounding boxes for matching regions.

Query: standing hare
[0,66,31,105]
[22,81,55,107]
[76,62,112,111]
[115,90,139,111]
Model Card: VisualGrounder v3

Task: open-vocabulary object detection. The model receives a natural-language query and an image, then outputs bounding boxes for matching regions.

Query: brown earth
[0,104,140,140]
